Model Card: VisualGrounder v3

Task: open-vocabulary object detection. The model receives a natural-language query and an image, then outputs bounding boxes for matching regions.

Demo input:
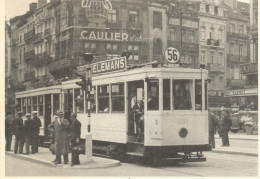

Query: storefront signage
[224,89,258,97]
[77,57,126,75]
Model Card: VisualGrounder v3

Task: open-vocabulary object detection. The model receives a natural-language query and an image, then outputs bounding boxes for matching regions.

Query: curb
[215,137,258,141]
[210,150,258,157]
[6,152,120,169]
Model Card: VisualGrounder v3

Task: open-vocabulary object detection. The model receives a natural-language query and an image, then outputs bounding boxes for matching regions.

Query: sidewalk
[215,133,258,141]
[6,147,120,169]
[211,146,258,157]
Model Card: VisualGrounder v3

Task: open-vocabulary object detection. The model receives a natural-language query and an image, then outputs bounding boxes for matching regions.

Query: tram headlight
[179,128,188,138]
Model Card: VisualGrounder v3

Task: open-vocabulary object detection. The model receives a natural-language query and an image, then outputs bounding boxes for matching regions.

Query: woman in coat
[48,111,70,164]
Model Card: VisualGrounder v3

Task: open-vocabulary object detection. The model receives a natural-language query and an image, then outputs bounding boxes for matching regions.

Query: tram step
[126,152,144,157]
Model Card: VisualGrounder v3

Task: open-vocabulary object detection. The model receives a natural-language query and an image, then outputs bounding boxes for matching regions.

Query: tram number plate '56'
[177,118,188,125]
[165,47,180,64]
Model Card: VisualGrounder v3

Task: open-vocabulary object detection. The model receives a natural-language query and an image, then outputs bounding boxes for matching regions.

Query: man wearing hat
[69,113,81,166]
[24,113,35,154]
[48,110,70,164]
[219,109,232,147]
[32,111,42,153]
[13,111,25,154]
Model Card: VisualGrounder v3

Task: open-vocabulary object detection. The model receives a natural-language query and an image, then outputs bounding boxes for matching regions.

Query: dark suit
[24,119,35,154]
[13,117,25,153]
[70,119,81,165]
[209,112,218,148]
[219,113,232,146]
[32,116,42,153]
[5,115,13,151]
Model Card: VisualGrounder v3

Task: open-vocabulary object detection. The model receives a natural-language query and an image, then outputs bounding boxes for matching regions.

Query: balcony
[24,30,35,43]
[227,32,249,40]
[207,63,225,73]
[127,21,142,30]
[227,79,247,90]
[24,71,35,82]
[44,28,51,37]
[33,52,52,67]
[207,39,219,46]
[33,32,43,43]
[24,50,35,63]
[240,63,258,75]
[168,40,199,52]
[227,54,249,64]
[49,59,73,72]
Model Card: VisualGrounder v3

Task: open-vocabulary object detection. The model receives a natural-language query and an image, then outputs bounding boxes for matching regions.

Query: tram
[15,62,211,165]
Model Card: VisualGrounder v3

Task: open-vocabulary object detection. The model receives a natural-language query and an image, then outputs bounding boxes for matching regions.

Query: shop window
[53,94,60,113]
[163,79,170,110]
[38,96,43,116]
[147,79,159,110]
[195,80,202,110]
[111,83,125,112]
[32,96,37,111]
[74,88,84,113]
[172,80,192,110]
[153,11,162,28]
[98,85,110,113]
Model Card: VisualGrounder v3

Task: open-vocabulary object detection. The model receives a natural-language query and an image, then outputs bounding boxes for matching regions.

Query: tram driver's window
[27,98,31,113]
[195,80,202,110]
[22,98,26,115]
[163,79,170,110]
[172,80,192,110]
[53,94,60,113]
[38,96,43,116]
[74,89,84,113]
[147,79,159,110]
[98,85,110,113]
[111,83,124,112]
[32,97,37,111]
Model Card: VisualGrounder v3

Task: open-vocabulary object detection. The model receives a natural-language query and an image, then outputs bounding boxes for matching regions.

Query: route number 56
[165,47,180,64]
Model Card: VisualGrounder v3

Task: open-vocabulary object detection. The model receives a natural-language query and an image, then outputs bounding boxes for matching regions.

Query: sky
[4,0,251,21]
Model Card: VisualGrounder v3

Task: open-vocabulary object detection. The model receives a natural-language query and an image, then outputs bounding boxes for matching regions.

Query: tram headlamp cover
[179,128,188,138]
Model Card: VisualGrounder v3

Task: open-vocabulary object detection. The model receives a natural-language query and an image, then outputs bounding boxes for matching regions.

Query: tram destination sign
[77,57,127,75]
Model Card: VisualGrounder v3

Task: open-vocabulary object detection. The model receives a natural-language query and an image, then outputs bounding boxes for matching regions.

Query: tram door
[127,80,144,142]
[44,94,52,136]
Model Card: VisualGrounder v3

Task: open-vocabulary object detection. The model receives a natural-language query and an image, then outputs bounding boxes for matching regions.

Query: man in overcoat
[13,111,25,154]
[69,113,81,166]
[219,110,232,147]
[5,111,13,151]
[208,110,218,148]
[32,111,42,153]
[24,113,35,154]
[48,110,70,164]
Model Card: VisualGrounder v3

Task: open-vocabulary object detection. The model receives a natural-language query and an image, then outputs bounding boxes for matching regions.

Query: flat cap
[70,112,77,117]
[25,113,31,117]
[56,110,64,115]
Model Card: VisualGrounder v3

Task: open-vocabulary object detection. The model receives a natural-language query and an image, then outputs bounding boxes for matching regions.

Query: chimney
[30,3,37,11]
[37,0,47,8]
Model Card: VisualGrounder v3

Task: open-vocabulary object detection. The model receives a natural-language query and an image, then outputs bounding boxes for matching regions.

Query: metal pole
[85,65,91,133]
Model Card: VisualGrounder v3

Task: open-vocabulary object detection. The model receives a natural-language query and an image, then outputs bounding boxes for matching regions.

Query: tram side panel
[144,112,209,146]
[77,113,128,144]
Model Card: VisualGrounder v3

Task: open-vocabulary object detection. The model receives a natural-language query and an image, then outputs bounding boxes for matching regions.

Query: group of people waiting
[5,111,42,154]
[209,109,232,148]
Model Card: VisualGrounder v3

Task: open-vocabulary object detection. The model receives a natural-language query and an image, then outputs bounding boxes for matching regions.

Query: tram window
[16,98,22,112]
[38,96,43,116]
[147,79,159,110]
[111,83,124,112]
[32,97,37,111]
[86,87,96,112]
[27,98,32,113]
[53,94,60,113]
[195,80,202,110]
[64,89,73,111]
[205,80,208,110]
[163,79,170,110]
[172,80,192,110]
[74,89,84,113]
[22,98,26,115]
[98,85,110,113]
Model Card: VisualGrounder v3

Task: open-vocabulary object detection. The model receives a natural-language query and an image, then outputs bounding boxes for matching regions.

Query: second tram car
[15,64,211,165]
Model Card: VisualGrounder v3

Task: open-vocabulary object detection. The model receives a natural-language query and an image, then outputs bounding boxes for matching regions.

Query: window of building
[239,44,243,56]
[201,51,206,64]
[201,26,206,40]
[219,52,224,66]
[153,38,162,55]
[195,80,202,110]
[129,10,138,23]
[38,96,43,116]
[169,28,176,41]
[187,30,194,43]
[230,43,235,54]
[214,6,218,15]
[230,24,235,33]
[206,5,209,13]
[210,27,215,39]
[239,25,244,34]
[209,51,215,64]
[205,80,207,110]
[172,80,192,110]
[163,79,170,110]
[107,9,117,23]
[85,42,96,49]
[128,45,139,61]
[111,83,124,112]
[147,79,159,110]
[218,28,223,42]
[153,11,162,28]
[98,85,109,113]
[74,88,84,113]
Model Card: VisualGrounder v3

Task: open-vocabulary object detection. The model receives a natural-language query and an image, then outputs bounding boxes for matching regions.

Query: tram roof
[15,85,62,98]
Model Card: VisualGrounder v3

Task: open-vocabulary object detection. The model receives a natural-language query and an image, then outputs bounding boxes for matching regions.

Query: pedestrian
[24,113,35,154]
[32,111,42,153]
[64,107,72,124]
[219,109,232,147]
[13,111,25,154]
[48,110,70,164]
[5,111,13,151]
[69,113,81,166]
[208,110,218,148]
